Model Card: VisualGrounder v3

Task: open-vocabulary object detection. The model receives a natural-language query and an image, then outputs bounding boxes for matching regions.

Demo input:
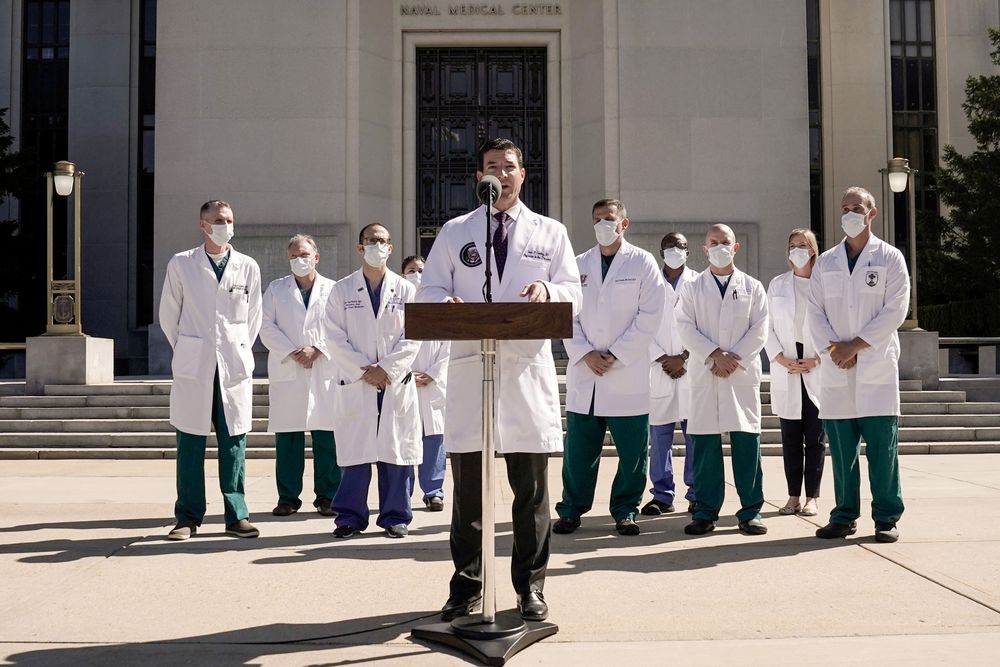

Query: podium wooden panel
[405,302,572,341]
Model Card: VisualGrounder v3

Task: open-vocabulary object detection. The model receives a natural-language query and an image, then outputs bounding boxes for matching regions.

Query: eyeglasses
[362,238,390,246]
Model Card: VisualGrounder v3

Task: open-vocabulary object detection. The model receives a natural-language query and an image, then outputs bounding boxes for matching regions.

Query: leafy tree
[922,27,1000,311]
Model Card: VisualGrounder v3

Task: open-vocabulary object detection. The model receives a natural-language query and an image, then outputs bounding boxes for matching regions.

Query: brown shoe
[225,519,260,538]
[425,497,444,512]
[167,521,198,541]
[315,498,336,517]
[272,504,297,517]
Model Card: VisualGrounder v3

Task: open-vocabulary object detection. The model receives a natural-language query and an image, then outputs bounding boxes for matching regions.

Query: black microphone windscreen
[476,175,502,204]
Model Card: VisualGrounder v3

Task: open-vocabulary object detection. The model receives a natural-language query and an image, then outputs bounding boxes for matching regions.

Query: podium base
[411,609,558,666]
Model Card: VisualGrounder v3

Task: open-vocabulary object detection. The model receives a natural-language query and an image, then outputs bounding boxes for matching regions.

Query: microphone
[476,175,502,205]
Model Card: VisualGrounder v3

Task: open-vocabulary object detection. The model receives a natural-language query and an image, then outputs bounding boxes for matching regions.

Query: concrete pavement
[1,454,999,665]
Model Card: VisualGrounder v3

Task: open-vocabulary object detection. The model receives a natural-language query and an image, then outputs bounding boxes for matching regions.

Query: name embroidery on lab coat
[344,297,366,310]
[524,248,551,262]
[613,276,637,284]
[460,242,483,267]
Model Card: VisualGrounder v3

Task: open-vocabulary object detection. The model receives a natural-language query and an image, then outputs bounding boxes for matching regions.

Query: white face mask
[404,271,422,287]
[662,247,687,269]
[788,248,811,269]
[594,219,621,246]
[707,244,734,269]
[841,211,867,238]
[208,223,233,247]
[289,257,314,278]
[363,242,391,268]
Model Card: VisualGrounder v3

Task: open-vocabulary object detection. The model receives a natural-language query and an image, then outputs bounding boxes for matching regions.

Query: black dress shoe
[874,522,899,543]
[687,501,697,515]
[684,518,716,535]
[738,518,768,535]
[517,590,548,621]
[441,594,482,621]
[272,503,297,517]
[640,499,675,516]
[551,517,581,534]
[815,521,857,539]
[615,516,641,536]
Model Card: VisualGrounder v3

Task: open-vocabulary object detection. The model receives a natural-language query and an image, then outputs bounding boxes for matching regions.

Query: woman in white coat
[764,229,825,518]
[260,235,341,518]
[326,224,421,539]
[676,224,769,537]
[159,200,262,540]
[401,255,450,511]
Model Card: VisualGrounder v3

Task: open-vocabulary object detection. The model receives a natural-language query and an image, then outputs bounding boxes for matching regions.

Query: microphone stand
[483,190,495,304]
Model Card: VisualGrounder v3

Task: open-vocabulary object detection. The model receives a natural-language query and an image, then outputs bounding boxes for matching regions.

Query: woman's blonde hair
[787,228,819,268]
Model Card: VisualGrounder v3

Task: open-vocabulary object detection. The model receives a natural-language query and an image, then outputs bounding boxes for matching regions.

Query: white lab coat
[676,268,769,435]
[564,240,665,416]
[807,235,909,419]
[159,245,262,436]
[325,268,421,467]
[259,273,336,433]
[649,266,699,426]
[764,271,821,420]
[417,202,582,454]
[414,339,450,436]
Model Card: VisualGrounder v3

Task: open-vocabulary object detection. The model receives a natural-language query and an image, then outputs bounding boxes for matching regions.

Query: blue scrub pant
[332,461,413,531]
[412,433,445,501]
[648,420,697,504]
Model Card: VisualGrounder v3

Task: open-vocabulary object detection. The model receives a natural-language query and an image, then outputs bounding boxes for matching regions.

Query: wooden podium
[407,302,572,666]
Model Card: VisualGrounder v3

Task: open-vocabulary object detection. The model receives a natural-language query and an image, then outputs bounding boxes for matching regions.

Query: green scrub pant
[174,373,249,526]
[824,416,904,525]
[275,430,341,508]
[691,432,764,522]
[556,409,649,522]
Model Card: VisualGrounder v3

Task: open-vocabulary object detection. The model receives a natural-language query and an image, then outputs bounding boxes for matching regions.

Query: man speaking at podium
[418,138,582,623]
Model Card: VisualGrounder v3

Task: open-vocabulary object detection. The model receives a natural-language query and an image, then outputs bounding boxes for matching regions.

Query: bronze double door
[415,47,548,258]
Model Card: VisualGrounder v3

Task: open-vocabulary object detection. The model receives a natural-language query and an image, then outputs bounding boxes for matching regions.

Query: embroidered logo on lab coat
[866,271,879,287]
[580,273,588,287]
[460,242,483,267]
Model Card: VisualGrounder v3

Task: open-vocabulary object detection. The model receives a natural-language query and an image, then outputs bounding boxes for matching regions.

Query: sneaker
[551,517,581,534]
[167,521,197,541]
[684,518,716,535]
[272,503,297,517]
[640,499,675,516]
[333,524,361,538]
[225,519,259,538]
[738,518,768,535]
[815,521,857,539]
[385,523,409,538]
[425,497,444,512]
[315,498,336,517]
[615,515,641,536]
[874,522,899,543]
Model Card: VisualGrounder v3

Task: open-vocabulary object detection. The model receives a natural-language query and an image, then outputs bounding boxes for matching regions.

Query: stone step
[4,440,1000,460]
[4,423,1000,446]
[34,376,925,396]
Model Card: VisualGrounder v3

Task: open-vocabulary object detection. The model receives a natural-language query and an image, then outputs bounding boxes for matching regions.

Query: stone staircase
[1,366,999,458]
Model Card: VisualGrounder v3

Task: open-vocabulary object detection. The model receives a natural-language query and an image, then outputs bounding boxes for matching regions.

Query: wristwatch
[680,349,690,361]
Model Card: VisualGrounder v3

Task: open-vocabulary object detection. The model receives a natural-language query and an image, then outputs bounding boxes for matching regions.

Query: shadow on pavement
[2,612,475,667]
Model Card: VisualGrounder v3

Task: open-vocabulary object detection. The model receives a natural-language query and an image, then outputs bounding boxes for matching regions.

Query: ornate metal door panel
[416,47,547,257]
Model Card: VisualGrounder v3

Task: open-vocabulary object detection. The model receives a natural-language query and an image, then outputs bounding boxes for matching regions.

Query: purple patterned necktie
[493,211,508,280]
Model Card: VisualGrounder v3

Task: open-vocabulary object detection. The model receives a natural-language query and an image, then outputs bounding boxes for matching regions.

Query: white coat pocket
[819,355,849,387]
[859,267,886,295]
[611,281,639,310]
[824,274,847,299]
[649,362,676,400]
[171,335,204,380]
[729,360,761,387]
[856,347,896,386]
[228,289,250,323]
